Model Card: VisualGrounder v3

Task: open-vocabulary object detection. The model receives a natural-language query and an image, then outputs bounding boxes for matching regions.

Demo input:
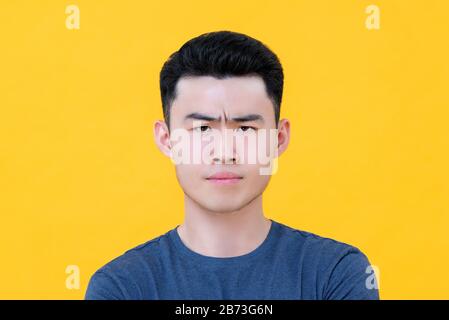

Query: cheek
[234,134,257,164]
[175,164,202,190]
[189,134,217,165]
[243,165,271,187]
[235,131,277,166]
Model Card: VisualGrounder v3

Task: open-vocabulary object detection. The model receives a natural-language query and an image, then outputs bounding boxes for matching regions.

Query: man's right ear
[153,120,172,159]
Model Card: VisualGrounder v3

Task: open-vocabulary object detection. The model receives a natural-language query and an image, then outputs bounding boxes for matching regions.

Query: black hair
[159,30,284,130]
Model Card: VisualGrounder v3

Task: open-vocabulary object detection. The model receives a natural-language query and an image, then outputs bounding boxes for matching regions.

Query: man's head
[154,30,290,213]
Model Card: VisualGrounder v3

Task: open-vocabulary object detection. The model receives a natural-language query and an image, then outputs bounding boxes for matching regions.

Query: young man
[85,30,379,300]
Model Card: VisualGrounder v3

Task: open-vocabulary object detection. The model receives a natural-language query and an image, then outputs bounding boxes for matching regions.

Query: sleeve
[84,270,127,300]
[323,247,380,300]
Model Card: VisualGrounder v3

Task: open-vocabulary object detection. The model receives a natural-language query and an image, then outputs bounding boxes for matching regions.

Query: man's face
[155,75,289,213]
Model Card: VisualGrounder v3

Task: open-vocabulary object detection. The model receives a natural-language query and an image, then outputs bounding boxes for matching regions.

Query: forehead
[170,75,275,122]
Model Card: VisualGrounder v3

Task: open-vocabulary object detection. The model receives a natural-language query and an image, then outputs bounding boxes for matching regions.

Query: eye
[237,126,256,133]
[193,125,211,133]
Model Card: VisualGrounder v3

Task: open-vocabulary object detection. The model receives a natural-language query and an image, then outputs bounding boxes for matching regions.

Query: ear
[153,120,172,159]
[276,118,290,157]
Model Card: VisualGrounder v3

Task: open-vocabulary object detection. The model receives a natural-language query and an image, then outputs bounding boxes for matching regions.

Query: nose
[211,129,239,164]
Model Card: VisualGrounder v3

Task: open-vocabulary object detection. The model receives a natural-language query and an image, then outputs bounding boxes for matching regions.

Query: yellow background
[1,0,448,299]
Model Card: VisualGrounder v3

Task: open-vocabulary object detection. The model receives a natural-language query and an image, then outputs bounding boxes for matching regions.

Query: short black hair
[159,30,284,130]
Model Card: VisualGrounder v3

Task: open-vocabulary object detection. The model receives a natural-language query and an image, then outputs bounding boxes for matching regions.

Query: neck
[177,194,272,258]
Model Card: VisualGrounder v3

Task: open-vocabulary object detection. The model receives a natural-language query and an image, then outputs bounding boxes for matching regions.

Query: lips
[206,171,243,185]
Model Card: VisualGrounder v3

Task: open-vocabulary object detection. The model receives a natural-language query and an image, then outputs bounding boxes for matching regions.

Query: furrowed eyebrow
[183,112,218,122]
[183,112,264,124]
[231,114,264,123]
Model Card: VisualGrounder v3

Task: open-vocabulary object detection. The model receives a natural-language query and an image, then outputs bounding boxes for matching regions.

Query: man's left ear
[276,118,290,157]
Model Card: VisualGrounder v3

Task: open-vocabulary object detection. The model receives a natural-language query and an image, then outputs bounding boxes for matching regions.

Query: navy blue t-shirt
[85,219,379,300]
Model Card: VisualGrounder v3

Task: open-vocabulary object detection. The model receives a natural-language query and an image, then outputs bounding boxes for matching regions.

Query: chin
[200,201,245,214]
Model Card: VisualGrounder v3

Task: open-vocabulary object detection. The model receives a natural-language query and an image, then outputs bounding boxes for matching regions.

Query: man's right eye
[193,125,211,133]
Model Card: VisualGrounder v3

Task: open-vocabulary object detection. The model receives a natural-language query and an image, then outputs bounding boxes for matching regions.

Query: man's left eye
[237,126,256,132]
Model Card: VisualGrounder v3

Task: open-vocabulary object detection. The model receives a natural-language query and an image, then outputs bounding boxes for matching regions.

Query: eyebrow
[183,112,265,124]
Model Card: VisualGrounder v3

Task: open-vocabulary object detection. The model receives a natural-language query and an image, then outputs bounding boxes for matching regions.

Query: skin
[154,75,290,258]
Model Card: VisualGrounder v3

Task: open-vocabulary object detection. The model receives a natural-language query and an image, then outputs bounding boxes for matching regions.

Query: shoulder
[275,220,363,257]
[101,233,165,274]
[85,232,168,300]
[275,220,380,299]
